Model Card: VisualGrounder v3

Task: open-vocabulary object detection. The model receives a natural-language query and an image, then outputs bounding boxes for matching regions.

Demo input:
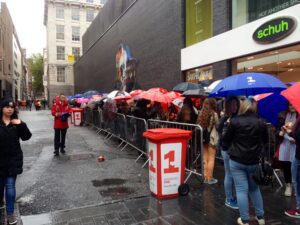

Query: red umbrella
[137,90,172,103]
[281,82,300,113]
[147,87,168,94]
[114,95,132,101]
[164,91,182,100]
[130,89,144,97]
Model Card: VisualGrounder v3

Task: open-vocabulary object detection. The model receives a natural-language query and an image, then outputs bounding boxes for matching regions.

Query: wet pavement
[3,110,300,225]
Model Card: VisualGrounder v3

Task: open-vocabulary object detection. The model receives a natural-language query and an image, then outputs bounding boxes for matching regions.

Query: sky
[2,0,46,57]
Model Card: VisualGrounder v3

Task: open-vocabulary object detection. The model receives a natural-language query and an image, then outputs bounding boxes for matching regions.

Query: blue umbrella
[74,94,83,98]
[173,82,199,92]
[83,90,99,98]
[255,93,288,126]
[209,73,287,97]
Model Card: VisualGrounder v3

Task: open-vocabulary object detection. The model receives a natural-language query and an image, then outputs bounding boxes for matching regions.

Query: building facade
[12,34,22,100]
[182,0,300,84]
[44,0,103,102]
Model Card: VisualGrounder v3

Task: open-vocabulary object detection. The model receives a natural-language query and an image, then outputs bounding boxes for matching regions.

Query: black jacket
[223,112,268,165]
[0,122,32,177]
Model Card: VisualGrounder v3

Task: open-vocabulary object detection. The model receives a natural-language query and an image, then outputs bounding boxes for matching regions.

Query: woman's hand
[11,119,21,125]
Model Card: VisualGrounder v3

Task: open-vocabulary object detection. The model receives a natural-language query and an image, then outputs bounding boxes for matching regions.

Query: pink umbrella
[147,87,168,94]
[164,91,182,100]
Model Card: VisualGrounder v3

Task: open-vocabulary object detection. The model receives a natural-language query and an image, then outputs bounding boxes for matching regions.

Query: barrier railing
[147,119,203,182]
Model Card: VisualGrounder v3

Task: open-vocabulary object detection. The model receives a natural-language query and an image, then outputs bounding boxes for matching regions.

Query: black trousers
[54,128,67,151]
[281,161,292,184]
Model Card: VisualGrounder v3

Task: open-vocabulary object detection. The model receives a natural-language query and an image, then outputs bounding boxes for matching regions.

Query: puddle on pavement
[92,178,126,187]
[99,187,135,197]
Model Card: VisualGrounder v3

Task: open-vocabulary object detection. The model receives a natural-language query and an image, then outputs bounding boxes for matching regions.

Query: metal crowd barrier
[147,119,203,183]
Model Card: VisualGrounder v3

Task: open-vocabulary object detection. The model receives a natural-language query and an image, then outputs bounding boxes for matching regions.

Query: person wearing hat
[0,98,32,225]
[51,94,71,156]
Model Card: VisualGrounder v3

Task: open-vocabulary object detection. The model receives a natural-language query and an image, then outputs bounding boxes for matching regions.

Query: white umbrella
[107,90,130,99]
[205,80,222,93]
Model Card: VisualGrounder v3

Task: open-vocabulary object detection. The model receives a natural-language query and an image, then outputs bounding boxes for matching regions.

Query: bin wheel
[178,184,189,196]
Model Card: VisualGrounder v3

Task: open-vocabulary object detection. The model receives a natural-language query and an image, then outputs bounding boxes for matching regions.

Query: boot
[54,149,59,156]
[60,148,66,154]
[284,183,292,197]
[7,213,17,225]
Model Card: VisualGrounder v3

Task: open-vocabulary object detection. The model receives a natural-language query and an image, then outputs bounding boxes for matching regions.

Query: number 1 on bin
[149,149,156,172]
[164,150,179,174]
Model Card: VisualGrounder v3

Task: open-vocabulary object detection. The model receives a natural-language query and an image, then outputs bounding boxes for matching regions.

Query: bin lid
[72,107,83,112]
[143,128,192,141]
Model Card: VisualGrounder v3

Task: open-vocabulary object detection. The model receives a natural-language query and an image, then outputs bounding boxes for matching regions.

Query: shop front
[181,3,300,84]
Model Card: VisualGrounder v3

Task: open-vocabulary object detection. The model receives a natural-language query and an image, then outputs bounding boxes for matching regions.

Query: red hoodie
[51,97,71,129]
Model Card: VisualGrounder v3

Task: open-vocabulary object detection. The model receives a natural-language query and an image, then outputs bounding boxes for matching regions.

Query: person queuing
[223,99,267,225]
[197,98,219,185]
[285,116,300,218]
[51,95,71,156]
[277,103,298,196]
[0,98,32,225]
[218,97,240,209]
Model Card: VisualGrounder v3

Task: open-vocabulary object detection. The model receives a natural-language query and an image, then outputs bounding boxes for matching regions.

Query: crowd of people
[15,98,48,111]
[88,93,300,225]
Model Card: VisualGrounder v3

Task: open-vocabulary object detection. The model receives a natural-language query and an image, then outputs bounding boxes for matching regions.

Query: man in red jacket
[51,94,71,156]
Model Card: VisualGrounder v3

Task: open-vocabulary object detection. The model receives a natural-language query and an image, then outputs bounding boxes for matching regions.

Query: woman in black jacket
[0,98,32,225]
[223,99,268,225]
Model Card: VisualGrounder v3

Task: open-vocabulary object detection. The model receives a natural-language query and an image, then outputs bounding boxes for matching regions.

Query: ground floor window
[184,65,213,84]
[57,67,65,83]
[232,44,300,83]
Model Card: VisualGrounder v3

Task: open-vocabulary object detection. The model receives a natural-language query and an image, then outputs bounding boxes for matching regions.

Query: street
[6,110,298,225]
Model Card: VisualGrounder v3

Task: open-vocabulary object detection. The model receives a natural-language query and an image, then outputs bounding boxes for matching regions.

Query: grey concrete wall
[74,0,184,93]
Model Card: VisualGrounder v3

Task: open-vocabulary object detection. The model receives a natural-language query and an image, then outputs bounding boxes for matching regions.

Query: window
[87,0,94,3]
[100,0,107,4]
[72,27,80,41]
[56,46,65,60]
[86,10,94,22]
[56,7,64,19]
[56,25,64,40]
[57,67,65,82]
[72,47,80,61]
[72,8,80,21]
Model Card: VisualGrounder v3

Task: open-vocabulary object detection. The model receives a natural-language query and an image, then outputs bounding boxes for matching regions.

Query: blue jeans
[0,176,17,215]
[221,150,236,201]
[230,160,264,222]
[292,158,300,209]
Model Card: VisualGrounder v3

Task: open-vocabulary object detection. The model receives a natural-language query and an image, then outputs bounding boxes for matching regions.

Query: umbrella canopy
[76,98,90,104]
[164,91,182,100]
[172,97,185,109]
[281,82,300,113]
[209,73,287,97]
[130,89,144,97]
[254,93,288,126]
[205,80,222,93]
[114,95,132,101]
[74,93,83,98]
[182,88,208,98]
[83,90,99,98]
[107,90,130,99]
[147,87,168,94]
[173,82,199,92]
[137,90,171,103]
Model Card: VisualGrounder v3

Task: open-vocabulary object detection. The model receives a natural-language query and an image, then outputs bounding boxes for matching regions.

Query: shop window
[232,0,300,29]
[186,0,212,47]
[232,44,300,83]
[57,67,65,83]
[185,65,213,83]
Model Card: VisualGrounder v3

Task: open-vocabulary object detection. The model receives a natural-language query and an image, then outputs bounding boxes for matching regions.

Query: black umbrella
[182,88,208,98]
[173,82,199,92]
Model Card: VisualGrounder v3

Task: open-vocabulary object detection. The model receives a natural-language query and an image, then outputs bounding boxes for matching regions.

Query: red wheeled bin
[143,128,192,199]
[71,108,83,126]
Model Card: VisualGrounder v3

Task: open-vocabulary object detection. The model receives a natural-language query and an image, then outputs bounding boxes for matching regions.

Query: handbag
[203,128,210,144]
[272,146,282,170]
[252,157,273,186]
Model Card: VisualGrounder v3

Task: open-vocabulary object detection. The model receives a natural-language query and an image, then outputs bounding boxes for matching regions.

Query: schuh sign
[253,17,297,44]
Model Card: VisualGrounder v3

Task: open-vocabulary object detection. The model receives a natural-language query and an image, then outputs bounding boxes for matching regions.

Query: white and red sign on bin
[71,108,83,126]
[144,128,191,199]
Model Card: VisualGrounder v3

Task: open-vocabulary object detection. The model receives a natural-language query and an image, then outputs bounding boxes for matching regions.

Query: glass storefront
[186,0,212,47]
[232,0,300,28]
[185,65,213,84]
[232,44,300,83]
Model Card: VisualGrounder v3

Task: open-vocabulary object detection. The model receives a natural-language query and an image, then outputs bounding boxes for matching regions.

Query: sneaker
[237,217,249,225]
[285,208,300,219]
[54,150,59,156]
[7,213,17,225]
[207,178,218,185]
[225,199,239,210]
[284,183,292,197]
[60,148,66,154]
[255,216,265,225]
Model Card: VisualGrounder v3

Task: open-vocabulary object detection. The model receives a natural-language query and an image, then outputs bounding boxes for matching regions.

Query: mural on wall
[115,44,139,92]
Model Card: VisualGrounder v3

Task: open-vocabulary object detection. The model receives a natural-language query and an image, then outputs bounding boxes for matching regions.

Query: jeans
[230,160,264,222]
[292,158,300,209]
[0,176,17,215]
[221,150,235,201]
[54,128,67,151]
